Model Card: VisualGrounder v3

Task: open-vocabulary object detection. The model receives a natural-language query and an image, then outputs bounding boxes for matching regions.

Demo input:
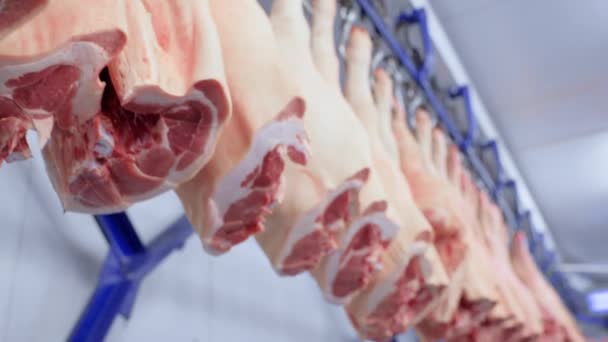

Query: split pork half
[0,0,230,213]
[398,108,468,275]
[479,190,546,340]
[389,94,469,332]
[302,0,404,302]
[176,0,309,254]
[511,231,585,342]
[254,0,398,304]
[419,146,501,341]
[341,28,450,342]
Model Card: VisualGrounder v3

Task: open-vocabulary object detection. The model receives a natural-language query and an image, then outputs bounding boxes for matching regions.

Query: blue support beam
[95,213,145,263]
[69,214,193,341]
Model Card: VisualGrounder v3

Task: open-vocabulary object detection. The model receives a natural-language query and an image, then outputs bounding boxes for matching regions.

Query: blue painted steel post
[69,214,192,341]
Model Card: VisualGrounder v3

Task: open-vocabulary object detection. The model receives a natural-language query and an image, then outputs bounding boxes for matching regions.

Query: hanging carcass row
[176,0,310,254]
[0,0,230,213]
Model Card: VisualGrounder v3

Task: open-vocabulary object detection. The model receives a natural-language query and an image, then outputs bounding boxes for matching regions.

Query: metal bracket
[395,8,434,81]
[448,85,477,150]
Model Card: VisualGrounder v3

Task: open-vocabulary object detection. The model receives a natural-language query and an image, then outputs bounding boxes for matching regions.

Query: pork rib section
[176,0,309,254]
[0,0,230,213]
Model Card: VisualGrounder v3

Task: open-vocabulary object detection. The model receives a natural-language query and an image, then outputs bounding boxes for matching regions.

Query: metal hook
[406,93,437,131]
[371,49,389,74]
[449,85,478,150]
[337,3,360,60]
[395,8,434,80]
[302,0,312,16]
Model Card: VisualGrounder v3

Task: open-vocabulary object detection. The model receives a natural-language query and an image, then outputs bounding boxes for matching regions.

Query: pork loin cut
[254,0,398,298]
[176,0,309,254]
[1,0,230,213]
[511,231,585,342]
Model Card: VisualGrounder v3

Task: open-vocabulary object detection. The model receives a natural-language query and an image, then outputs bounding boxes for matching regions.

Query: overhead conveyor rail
[67,1,588,341]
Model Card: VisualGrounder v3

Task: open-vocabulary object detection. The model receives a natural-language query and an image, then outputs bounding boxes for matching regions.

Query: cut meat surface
[314,198,398,303]
[267,169,371,275]
[176,0,309,254]
[1,0,230,213]
[348,243,447,342]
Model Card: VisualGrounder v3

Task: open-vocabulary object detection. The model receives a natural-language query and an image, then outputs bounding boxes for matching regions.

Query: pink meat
[0,0,230,213]
[349,255,445,342]
[0,0,49,39]
[278,169,371,275]
[330,203,391,298]
[313,199,398,303]
[420,294,497,341]
[452,318,514,342]
[176,0,309,254]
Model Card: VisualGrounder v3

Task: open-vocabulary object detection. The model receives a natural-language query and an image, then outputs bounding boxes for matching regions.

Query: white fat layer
[275,175,367,270]
[322,212,399,304]
[202,114,309,243]
[0,41,110,123]
[366,241,430,315]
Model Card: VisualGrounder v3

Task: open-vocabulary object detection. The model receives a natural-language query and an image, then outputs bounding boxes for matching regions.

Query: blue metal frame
[69,213,192,341]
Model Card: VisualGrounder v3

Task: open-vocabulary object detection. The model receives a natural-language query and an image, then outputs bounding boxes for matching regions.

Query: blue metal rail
[69,213,192,341]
